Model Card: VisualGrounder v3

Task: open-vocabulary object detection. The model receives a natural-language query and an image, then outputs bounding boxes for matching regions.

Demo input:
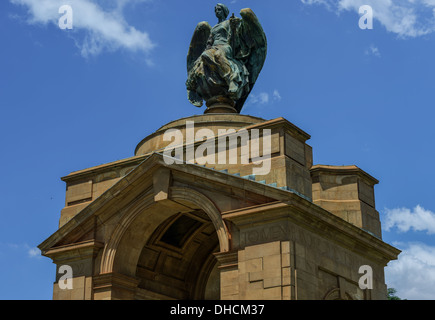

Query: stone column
[215,241,296,300]
[237,241,295,300]
[43,240,103,300]
[214,251,239,300]
[92,272,140,300]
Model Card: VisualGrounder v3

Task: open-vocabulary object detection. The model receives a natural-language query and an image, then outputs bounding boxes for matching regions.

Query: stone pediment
[38,151,284,254]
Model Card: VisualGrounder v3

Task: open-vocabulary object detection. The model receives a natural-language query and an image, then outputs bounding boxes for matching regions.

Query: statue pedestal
[205,97,237,114]
[204,103,237,114]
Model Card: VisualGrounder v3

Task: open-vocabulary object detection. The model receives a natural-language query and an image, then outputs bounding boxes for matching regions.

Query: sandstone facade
[39,114,400,300]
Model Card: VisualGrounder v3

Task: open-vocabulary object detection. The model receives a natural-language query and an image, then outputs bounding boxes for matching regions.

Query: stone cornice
[41,239,104,262]
[61,154,149,183]
[93,272,140,292]
[243,117,311,142]
[222,200,400,265]
[310,164,379,185]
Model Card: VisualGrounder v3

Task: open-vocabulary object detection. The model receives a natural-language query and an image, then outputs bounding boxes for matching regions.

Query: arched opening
[99,187,230,299]
[323,288,354,300]
[135,210,220,300]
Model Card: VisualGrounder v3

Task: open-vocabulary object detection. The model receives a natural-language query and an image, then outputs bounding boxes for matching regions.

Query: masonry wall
[220,218,387,300]
[45,115,397,300]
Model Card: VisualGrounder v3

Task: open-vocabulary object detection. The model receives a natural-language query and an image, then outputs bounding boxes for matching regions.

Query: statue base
[205,97,237,114]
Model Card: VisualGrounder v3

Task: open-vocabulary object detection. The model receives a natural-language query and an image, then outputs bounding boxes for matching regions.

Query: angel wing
[186,21,211,107]
[234,8,267,113]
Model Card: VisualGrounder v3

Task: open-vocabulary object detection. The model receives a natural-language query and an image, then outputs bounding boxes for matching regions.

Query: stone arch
[323,288,354,300]
[99,186,230,277]
[99,191,155,275]
[135,210,221,299]
[170,187,230,253]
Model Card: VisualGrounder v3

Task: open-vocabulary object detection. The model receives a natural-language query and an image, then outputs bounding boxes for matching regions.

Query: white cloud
[273,89,282,101]
[365,44,381,57]
[384,205,435,234]
[386,242,435,300]
[257,92,269,104]
[301,0,435,38]
[27,247,41,258]
[0,243,42,259]
[248,89,282,107]
[10,0,155,58]
[249,92,270,105]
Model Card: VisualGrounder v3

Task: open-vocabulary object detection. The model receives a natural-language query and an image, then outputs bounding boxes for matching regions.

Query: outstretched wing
[187,21,211,107]
[234,8,267,113]
[187,21,211,73]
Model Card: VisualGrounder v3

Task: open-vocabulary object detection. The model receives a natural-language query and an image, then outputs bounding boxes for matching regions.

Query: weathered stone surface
[39,115,400,300]
[310,165,382,238]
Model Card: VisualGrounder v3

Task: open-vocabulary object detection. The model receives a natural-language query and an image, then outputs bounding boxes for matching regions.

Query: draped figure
[186,4,267,113]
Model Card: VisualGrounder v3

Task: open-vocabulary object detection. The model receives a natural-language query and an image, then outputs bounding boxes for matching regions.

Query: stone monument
[39,4,400,300]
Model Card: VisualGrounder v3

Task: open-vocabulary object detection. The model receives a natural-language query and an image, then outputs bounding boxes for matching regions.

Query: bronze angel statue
[186,4,267,113]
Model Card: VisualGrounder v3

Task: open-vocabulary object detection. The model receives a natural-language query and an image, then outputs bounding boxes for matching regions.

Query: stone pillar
[216,241,296,300]
[215,251,239,300]
[92,273,140,300]
[43,240,103,300]
[53,267,93,300]
[310,165,382,238]
[237,241,295,300]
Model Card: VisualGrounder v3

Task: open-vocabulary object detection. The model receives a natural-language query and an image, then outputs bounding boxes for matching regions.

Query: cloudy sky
[1,0,435,300]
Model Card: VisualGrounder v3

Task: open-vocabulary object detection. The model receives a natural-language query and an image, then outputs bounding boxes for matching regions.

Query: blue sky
[1,0,435,300]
